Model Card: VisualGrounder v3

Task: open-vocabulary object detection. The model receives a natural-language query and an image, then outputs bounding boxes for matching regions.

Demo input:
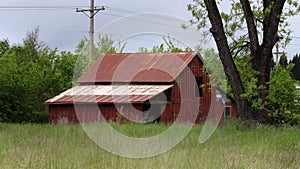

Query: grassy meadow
[0,121,299,169]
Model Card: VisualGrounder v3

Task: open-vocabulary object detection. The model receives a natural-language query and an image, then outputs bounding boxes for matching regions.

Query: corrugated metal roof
[77,52,198,83]
[45,85,173,104]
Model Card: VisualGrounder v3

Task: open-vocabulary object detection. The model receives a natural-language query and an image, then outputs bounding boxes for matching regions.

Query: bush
[268,109,300,126]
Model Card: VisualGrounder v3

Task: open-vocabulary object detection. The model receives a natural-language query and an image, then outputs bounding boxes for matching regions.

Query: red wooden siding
[49,104,143,124]
[164,56,212,124]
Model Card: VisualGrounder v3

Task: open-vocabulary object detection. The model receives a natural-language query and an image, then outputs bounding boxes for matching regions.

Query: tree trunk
[249,0,286,123]
[204,0,253,119]
[251,47,273,123]
[203,0,286,123]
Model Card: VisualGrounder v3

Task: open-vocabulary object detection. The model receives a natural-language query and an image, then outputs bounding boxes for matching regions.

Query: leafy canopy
[187,0,300,57]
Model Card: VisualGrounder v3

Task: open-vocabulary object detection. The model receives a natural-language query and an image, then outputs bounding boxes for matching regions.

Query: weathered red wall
[208,88,238,123]
[49,104,143,124]
[162,56,211,124]
[49,105,78,124]
[225,102,238,118]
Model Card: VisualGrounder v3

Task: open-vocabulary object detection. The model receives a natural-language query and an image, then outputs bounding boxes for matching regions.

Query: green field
[0,121,299,169]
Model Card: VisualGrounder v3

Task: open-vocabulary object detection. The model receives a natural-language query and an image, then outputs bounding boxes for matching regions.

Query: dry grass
[0,121,299,169]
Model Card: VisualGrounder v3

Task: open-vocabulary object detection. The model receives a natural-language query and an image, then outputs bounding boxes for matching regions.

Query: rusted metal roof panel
[45,85,173,104]
[76,52,198,83]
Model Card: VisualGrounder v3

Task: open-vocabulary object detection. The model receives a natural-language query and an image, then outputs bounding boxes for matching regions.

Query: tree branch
[230,41,250,58]
[263,0,286,49]
[240,0,259,53]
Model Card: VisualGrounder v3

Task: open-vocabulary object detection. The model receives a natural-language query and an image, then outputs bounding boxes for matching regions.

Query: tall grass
[0,121,299,169]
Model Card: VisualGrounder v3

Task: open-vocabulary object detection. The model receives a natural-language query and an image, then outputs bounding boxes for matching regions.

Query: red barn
[45,52,237,124]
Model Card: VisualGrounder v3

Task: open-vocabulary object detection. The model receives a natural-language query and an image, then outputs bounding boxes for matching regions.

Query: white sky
[0,0,299,59]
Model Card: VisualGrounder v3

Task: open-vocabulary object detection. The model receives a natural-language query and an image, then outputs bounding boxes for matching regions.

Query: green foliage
[52,51,79,90]
[268,109,300,126]
[235,56,264,109]
[23,26,44,52]
[72,52,90,83]
[74,34,126,81]
[295,83,300,112]
[0,32,127,123]
[138,36,193,53]
[267,65,300,125]
[0,46,78,123]
[75,34,126,61]
[0,39,10,57]
[268,64,297,111]
[0,29,78,123]
[234,56,300,125]
[201,48,227,89]
[187,0,299,53]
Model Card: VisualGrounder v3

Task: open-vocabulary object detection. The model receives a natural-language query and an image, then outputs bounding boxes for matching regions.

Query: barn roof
[77,52,199,83]
[45,85,173,104]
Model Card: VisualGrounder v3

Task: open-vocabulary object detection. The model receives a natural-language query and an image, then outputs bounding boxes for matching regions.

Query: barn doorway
[224,106,231,119]
[142,102,161,123]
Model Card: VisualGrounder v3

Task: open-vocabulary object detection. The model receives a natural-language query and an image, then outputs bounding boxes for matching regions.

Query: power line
[104,6,187,24]
[0,5,136,12]
[0,5,187,23]
[0,5,197,44]
[41,30,88,33]
[0,5,189,26]
[100,12,189,30]
[0,6,89,9]
[104,6,138,14]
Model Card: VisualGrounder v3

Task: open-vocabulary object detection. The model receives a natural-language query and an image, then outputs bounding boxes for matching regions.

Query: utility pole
[76,0,105,60]
[273,44,283,65]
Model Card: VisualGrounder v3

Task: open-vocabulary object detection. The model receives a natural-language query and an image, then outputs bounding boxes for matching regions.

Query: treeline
[0,30,79,123]
[0,30,125,123]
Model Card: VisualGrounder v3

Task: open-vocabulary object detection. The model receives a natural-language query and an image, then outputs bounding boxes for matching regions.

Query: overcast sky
[0,0,299,59]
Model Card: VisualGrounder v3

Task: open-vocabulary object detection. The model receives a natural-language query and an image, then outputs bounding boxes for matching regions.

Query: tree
[74,35,127,81]
[290,53,300,81]
[0,39,10,57]
[0,46,48,122]
[76,34,126,61]
[0,29,79,123]
[188,0,300,123]
[138,37,193,53]
[23,26,45,52]
[267,64,300,125]
[234,54,300,125]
